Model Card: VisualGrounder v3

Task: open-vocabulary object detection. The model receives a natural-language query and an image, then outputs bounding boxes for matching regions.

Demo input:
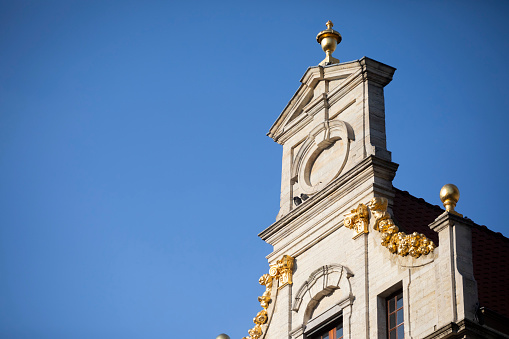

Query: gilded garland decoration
[344,197,436,258]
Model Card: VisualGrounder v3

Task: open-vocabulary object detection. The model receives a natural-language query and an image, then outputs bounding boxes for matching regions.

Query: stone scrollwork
[343,203,369,238]
[243,255,295,339]
[367,197,436,258]
[342,197,436,258]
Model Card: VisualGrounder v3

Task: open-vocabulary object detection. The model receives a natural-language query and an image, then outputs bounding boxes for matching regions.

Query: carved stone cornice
[429,211,474,234]
[259,156,398,243]
[422,318,509,339]
[261,156,398,263]
[358,57,396,87]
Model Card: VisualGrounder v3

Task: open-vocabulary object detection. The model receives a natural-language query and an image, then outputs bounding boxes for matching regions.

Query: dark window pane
[397,294,403,309]
[389,297,396,312]
[389,329,396,339]
[336,325,343,338]
[390,313,396,328]
[397,324,404,339]
[397,308,404,325]
[323,332,329,339]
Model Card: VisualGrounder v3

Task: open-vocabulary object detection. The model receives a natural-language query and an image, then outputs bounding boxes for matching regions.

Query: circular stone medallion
[292,120,353,195]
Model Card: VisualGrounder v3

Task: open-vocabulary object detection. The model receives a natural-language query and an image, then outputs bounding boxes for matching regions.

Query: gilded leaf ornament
[344,203,369,238]
[243,255,294,339]
[343,197,436,258]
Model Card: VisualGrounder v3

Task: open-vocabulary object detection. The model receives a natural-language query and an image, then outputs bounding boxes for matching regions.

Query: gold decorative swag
[345,197,436,257]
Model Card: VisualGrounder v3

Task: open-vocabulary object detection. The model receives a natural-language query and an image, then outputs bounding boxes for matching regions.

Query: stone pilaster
[429,212,478,328]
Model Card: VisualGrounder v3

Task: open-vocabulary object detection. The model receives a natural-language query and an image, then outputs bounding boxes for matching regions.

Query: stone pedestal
[429,212,478,328]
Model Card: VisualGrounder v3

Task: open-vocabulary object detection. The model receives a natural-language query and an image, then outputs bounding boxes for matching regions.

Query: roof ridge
[393,186,509,242]
[472,223,509,243]
[392,186,444,212]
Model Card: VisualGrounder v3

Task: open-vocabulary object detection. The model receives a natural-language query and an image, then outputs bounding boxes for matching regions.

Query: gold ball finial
[316,20,342,66]
[440,184,462,216]
[216,334,230,339]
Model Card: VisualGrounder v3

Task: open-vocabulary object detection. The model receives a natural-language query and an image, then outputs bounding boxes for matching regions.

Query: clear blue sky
[1,1,508,338]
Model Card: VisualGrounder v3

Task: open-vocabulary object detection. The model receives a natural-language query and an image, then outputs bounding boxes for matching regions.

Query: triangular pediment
[267,60,362,144]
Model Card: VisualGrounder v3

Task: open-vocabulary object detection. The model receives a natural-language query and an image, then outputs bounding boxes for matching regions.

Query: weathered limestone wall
[366,228,438,339]
[264,286,290,339]
[262,203,481,339]
[257,57,486,339]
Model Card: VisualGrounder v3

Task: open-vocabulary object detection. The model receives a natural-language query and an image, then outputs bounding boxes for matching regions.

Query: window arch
[290,264,354,339]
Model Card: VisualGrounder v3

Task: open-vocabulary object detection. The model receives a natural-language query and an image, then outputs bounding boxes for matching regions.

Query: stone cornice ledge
[429,211,475,233]
[422,319,509,339]
[259,156,399,244]
[358,56,396,87]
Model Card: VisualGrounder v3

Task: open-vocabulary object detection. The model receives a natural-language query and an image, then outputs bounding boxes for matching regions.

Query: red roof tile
[471,224,509,318]
[392,187,442,245]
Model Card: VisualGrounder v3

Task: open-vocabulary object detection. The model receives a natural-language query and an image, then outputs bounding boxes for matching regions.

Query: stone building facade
[237,23,509,339]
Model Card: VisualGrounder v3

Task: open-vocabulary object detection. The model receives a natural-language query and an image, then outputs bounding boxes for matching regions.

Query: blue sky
[1,1,508,338]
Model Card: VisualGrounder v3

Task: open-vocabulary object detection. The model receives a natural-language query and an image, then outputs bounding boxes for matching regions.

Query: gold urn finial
[316,20,342,66]
[216,334,230,339]
[440,184,463,217]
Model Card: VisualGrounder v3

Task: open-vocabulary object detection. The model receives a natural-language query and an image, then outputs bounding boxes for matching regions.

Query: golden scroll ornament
[343,203,369,238]
[243,255,294,339]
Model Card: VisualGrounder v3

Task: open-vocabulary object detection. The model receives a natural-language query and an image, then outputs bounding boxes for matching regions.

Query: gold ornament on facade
[316,20,342,66]
[247,325,262,339]
[367,197,436,258]
[440,184,463,217]
[344,203,369,238]
[242,255,295,339]
[253,310,268,325]
[342,197,436,257]
[271,254,294,287]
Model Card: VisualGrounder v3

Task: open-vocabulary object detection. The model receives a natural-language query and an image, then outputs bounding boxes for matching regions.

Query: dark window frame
[386,291,404,339]
[309,317,343,339]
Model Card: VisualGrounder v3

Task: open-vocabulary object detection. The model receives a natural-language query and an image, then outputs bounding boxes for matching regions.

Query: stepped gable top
[392,187,509,319]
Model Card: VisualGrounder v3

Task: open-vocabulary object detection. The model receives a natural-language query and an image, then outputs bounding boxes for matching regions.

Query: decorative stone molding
[292,264,353,312]
[291,264,354,339]
[242,255,294,339]
[291,120,354,195]
[368,197,435,257]
[260,156,399,264]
